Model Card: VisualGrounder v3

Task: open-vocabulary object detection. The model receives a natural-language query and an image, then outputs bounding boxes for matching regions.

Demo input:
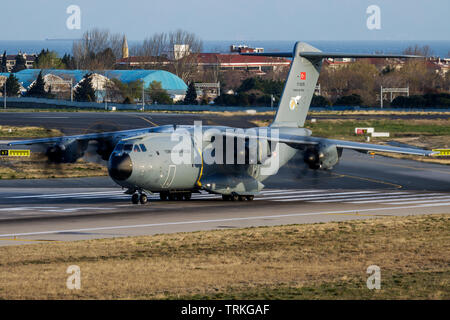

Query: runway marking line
[331,172,403,189]
[0,202,449,238]
[351,157,450,176]
[0,238,59,242]
[134,115,159,127]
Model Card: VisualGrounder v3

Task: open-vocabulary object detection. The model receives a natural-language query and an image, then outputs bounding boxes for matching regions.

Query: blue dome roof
[13,69,187,93]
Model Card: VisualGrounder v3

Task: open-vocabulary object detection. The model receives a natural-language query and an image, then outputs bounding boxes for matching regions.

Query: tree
[11,54,27,73]
[74,73,96,102]
[5,74,21,96]
[34,49,64,69]
[147,80,172,104]
[106,78,143,103]
[72,28,123,70]
[311,95,331,107]
[132,29,202,81]
[26,71,48,98]
[403,45,433,57]
[183,82,197,104]
[334,94,362,106]
[1,51,7,73]
[62,54,76,69]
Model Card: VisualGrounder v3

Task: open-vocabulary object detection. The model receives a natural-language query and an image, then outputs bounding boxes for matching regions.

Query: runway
[0,112,449,246]
[0,149,449,246]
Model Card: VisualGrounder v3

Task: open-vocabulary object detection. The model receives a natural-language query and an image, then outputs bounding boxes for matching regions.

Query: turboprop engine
[45,139,88,163]
[304,143,341,170]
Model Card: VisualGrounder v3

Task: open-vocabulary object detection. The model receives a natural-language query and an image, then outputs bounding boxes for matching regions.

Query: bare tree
[130,30,202,80]
[72,28,124,70]
[403,44,433,57]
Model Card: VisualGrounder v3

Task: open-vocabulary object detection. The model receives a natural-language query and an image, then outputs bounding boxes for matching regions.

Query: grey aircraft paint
[8,42,435,202]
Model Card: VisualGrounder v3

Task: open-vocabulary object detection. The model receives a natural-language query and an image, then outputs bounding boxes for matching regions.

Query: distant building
[230,45,264,54]
[115,56,171,69]
[1,53,37,72]
[10,68,188,101]
[173,44,190,60]
[122,35,129,59]
[195,53,290,74]
[323,58,355,70]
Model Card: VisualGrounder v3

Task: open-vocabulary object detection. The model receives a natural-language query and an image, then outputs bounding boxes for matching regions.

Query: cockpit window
[134,144,141,152]
[123,144,133,152]
[139,144,147,152]
[114,143,124,152]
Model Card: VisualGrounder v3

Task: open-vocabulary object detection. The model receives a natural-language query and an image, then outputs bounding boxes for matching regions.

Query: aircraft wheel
[160,192,168,201]
[168,193,176,201]
[222,194,231,201]
[183,193,192,200]
[139,194,148,205]
[231,194,239,201]
[246,195,254,201]
[238,195,246,201]
[131,193,139,204]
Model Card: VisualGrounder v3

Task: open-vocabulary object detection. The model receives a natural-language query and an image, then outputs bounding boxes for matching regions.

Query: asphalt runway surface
[0,111,448,135]
[0,112,449,246]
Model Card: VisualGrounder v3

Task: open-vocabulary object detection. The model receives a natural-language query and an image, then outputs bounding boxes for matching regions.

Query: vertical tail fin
[271,42,322,128]
[242,42,323,128]
[241,41,421,128]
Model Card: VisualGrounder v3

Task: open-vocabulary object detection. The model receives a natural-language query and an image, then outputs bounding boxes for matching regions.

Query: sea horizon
[0,39,449,58]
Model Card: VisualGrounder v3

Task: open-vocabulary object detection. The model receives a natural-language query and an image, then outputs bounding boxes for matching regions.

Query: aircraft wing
[219,131,437,157]
[7,127,153,146]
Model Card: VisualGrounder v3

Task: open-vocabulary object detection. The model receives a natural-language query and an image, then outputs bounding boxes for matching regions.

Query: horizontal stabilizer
[241,52,422,59]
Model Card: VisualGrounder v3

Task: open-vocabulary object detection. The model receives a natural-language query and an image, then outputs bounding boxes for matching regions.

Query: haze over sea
[0,40,449,58]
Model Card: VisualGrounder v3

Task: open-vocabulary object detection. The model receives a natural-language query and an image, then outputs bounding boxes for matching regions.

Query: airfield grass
[0,152,107,179]
[0,126,107,179]
[0,214,448,300]
[253,118,450,165]
[0,126,62,138]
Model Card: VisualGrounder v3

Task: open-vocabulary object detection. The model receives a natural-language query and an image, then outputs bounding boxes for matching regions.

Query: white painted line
[349,194,450,204]
[310,192,442,203]
[259,189,328,195]
[8,190,124,199]
[1,202,449,238]
[386,197,450,205]
[39,207,115,213]
[0,206,59,211]
[257,191,378,201]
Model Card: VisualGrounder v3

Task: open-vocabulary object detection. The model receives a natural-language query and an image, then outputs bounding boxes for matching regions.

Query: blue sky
[4,0,449,41]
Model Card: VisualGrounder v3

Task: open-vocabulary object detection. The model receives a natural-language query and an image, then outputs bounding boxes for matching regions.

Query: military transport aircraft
[8,42,436,204]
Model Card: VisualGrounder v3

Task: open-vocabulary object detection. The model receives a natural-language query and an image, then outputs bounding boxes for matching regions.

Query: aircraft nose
[108,153,133,181]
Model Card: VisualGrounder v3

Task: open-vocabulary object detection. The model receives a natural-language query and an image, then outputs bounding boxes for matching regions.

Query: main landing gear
[159,192,192,201]
[222,194,254,201]
[131,192,148,205]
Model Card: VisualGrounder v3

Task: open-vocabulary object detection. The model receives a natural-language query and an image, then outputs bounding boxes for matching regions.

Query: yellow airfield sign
[432,149,450,156]
[0,149,31,157]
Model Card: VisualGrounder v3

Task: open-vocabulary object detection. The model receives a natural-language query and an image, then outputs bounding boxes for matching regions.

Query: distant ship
[45,38,80,41]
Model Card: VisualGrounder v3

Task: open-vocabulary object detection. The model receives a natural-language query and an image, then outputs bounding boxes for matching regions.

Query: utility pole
[142,82,145,111]
[380,85,383,109]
